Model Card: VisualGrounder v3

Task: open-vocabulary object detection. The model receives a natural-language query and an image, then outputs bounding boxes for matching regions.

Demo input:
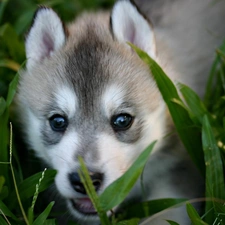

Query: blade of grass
[179,83,210,125]
[0,59,21,72]
[202,115,225,223]
[119,198,186,220]
[116,218,140,225]
[0,215,9,225]
[0,97,6,116]
[166,220,180,225]
[204,40,225,106]
[6,74,18,107]
[9,123,29,225]
[186,203,208,225]
[130,43,204,174]
[0,0,8,24]
[78,157,110,225]
[0,200,18,220]
[99,141,156,211]
[32,202,54,225]
[8,169,56,209]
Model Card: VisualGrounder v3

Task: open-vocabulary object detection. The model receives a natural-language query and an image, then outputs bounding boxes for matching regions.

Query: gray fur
[17,0,225,224]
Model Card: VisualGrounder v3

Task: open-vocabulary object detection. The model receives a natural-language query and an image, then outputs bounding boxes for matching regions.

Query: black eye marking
[49,114,68,132]
[111,113,134,132]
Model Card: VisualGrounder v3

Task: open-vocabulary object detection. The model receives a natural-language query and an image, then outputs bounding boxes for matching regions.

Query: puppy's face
[18,1,164,221]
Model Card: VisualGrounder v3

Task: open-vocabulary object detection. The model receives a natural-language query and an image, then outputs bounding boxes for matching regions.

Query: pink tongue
[75,198,96,214]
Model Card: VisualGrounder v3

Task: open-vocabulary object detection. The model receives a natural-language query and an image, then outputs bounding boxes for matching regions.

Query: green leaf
[179,83,209,125]
[0,59,20,71]
[120,198,186,220]
[0,176,8,200]
[14,8,36,35]
[204,39,225,106]
[78,157,110,225]
[99,141,156,211]
[0,97,6,116]
[0,177,5,193]
[202,115,225,223]
[117,218,140,225]
[0,200,18,220]
[43,219,56,225]
[186,203,208,225]
[0,216,8,225]
[32,202,54,225]
[130,43,204,174]
[0,0,8,24]
[8,169,56,209]
[166,220,180,225]
[0,24,25,62]
[6,74,19,107]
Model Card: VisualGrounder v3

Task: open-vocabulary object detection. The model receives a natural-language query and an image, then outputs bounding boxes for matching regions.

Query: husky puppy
[17,0,225,224]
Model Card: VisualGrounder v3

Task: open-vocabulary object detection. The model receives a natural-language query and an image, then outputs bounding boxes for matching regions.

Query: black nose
[69,172,103,195]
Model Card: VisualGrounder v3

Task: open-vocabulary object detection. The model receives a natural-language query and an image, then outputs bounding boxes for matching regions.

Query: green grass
[0,0,225,225]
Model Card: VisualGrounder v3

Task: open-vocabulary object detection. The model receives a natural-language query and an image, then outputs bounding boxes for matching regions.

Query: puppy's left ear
[111,0,156,58]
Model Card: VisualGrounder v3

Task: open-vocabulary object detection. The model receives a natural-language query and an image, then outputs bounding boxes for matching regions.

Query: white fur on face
[52,130,81,198]
[111,0,156,58]
[26,8,65,70]
[54,86,77,118]
[102,84,128,117]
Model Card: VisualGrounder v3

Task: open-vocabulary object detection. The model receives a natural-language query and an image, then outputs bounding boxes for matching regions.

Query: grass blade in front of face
[130,43,204,174]
[78,141,156,224]
[202,115,225,224]
[99,141,156,212]
[78,157,111,225]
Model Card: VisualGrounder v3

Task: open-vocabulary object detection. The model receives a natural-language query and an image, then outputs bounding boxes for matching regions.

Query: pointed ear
[111,0,156,58]
[25,7,66,70]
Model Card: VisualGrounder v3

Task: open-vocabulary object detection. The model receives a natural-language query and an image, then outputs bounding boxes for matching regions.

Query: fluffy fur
[17,0,225,224]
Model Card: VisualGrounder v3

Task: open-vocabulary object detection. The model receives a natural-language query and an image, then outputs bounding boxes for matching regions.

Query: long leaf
[0,216,8,225]
[0,59,20,71]
[32,202,54,225]
[0,0,8,24]
[99,141,156,211]
[6,74,19,107]
[179,83,210,125]
[130,43,204,174]
[117,218,140,225]
[166,220,180,225]
[78,157,110,225]
[120,198,186,220]
[0,200,18,221]
[8,170,56,209]
[202,115,225,223]
[186,203,208,225]
[0,97,6,116]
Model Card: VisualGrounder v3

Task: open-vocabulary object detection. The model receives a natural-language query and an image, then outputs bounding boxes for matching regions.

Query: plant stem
[9,122,30,225]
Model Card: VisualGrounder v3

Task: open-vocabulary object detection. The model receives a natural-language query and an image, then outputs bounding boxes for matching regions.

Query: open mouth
[71,198,97,215]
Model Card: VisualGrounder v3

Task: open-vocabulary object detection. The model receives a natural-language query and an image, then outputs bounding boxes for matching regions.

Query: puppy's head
[18,0,165,221]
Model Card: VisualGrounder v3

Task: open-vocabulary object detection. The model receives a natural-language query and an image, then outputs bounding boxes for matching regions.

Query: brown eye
[111,113,134,131]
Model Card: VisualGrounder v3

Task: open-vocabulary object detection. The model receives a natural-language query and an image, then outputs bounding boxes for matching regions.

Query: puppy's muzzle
[69,172,104,194]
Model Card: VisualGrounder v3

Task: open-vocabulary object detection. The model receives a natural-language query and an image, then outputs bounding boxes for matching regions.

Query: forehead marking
[102,84,125,117]
[55,86,77,117]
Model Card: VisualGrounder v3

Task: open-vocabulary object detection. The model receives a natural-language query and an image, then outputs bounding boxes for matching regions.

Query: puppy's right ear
[25,7,66,70]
